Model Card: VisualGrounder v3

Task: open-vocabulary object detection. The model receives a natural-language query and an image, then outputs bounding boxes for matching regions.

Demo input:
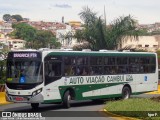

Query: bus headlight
[32,88,43,97]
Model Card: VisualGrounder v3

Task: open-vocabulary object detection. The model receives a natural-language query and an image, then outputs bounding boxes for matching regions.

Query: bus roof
[44,50,156,57]
[8,49,156,57]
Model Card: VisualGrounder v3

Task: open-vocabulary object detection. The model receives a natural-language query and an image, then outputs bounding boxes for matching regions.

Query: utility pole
[104,5,107,25]
[62,16,64,23]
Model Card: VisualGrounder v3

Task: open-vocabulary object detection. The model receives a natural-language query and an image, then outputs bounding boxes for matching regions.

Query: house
[56,25,77,48]
[0,32,5,39]
[7,39,26,50]
[121,36,160,51]
[0,22,13,34]
[68,21,82,27]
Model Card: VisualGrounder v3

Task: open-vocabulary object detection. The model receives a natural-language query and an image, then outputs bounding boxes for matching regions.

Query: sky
[0,0,160,24]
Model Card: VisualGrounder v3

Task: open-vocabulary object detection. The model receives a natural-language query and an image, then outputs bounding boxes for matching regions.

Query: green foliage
[156,50,160,69]
[0,46,8,84]
[75,7,140,50]
[151,30,160,35]
[138,29,160,36]
[105,98,160,120]
[35,30,54,48]
[138,28,149,36]
[72,42,90,51]
[79,6,97,26]
[156,49,160,55]
[74,30,86,43]
[50,37,61,48]
[11,23,37,42]
[0,43,9,59]
[0,60,6,84]
[3,14,23,22]
[9,23,61,49]
[11,14,23,22]
[107,15,139,49]
[3,14,11,22]
[134,49,148,52]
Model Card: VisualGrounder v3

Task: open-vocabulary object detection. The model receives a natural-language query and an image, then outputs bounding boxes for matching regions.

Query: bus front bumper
[5,93,44,103]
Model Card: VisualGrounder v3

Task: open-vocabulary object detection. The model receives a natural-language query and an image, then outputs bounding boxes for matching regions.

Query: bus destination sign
[13,53,37,58]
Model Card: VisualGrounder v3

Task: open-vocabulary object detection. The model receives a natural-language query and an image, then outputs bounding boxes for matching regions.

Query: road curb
[146,85,160,94]
[103,109,140,120]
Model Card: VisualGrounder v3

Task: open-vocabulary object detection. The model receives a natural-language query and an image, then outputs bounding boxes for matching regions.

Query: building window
[153,45,158,48]
[137,44,142,47]
[145,45,149,47]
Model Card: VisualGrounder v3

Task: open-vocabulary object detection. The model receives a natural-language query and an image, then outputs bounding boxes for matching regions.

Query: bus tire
[63,91,71,108]
[122,86,131,100]
[31,103,39,109]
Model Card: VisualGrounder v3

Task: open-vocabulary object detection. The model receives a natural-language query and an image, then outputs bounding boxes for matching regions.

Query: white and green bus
[5,49,158,109]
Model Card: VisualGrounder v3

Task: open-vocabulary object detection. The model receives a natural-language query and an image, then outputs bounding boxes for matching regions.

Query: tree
[106,15,139,49]
[10,23,37,48]
[3,14,11,22]
[78,7,106,50]
[11,14,23,22]
[50,37,61,49]
[65,31,74,46]
[0,59,6,84]
[138,28,149,36]
[35,30,61,49]
[11,23,37,40]
[75,7,140,50]
[9,23,61,49]
[0,43,9,84]
[74,29,86,43]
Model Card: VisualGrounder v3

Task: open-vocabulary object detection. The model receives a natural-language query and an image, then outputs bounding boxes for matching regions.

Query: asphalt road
[0,100,114,120]
[0,94,160,120]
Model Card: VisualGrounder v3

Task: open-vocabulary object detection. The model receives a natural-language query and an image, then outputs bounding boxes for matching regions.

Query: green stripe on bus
[59,82,127,100]
[47,52,155,57]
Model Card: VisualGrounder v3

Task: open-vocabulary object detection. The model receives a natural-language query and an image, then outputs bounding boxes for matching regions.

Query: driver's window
[44,60,62,85]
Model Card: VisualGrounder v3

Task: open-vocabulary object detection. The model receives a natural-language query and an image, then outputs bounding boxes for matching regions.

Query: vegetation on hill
[10,23,61,49]
[3,14,23,22]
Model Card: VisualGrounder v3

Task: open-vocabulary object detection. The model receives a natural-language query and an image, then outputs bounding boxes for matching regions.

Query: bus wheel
[122,86,131,100]
[31,103,39,109]
[63,91,71,108]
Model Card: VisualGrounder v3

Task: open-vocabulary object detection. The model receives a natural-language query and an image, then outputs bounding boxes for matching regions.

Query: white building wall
[0,23,13,34]
[56,25,77,48]
[121,36,159,51]
[7,39,26,50]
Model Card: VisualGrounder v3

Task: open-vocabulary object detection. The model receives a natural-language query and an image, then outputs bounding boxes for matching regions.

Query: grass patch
[105,98,160,120]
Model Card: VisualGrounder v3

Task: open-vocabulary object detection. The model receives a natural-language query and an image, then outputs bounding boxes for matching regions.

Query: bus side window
[45,62,54,77]
[65,66,75,76]
[76,66,81,75]
[81,67,88,75]
[44,62,49,76]
[48,65,55,77]
[111,66,116,74]
[104,67,110,74]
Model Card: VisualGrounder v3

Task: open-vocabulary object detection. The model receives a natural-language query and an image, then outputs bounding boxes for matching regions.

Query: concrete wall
[121,36,160,51]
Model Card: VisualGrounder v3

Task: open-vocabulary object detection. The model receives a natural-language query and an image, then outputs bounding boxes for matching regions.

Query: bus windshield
[6,60,43,84]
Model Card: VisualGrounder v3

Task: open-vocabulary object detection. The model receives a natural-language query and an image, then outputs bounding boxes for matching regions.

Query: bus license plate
[15,97,24,101]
